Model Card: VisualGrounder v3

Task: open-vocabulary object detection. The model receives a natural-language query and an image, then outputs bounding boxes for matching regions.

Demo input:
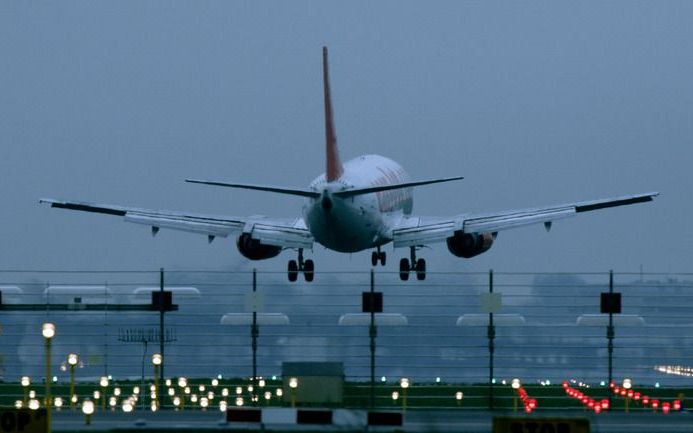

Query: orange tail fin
[323,46,343,182]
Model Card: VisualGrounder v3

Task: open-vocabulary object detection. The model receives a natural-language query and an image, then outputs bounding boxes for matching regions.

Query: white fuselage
[303,154,413,252]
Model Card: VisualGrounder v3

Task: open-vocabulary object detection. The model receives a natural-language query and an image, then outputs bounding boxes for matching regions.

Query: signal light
[627,390,634,398]
[642,396,650,405]
[594,406,602,414]
[673,400,681,411]
[662,402,671,414]
[652,399,659,409]
[633,392,641,401]
[601,399,609,410]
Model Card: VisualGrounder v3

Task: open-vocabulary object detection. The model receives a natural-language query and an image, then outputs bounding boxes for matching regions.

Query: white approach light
[41,323,56,339]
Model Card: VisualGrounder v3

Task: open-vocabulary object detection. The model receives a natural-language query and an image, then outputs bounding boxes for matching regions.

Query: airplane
[40,47,658,282]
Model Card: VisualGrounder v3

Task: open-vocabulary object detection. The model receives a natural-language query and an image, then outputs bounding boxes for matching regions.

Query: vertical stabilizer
[323,46,343,182]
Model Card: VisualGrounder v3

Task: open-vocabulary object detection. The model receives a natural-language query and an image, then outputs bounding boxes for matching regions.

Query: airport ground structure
[0,268,692,432]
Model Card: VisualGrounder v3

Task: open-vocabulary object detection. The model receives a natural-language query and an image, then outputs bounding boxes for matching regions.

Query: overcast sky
[1,1,690,274]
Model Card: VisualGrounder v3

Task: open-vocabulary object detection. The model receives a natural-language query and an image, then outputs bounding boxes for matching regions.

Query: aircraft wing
[39,198,313,249]
[392,192,658,248]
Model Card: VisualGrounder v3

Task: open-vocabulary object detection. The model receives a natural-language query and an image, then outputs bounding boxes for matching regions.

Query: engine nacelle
[236,233,282,261]
[446,231,495,258]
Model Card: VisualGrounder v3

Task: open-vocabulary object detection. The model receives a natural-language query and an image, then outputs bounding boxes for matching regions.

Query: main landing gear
[371,247,386,267]
[288,248,314,282]
[399,246,426,281]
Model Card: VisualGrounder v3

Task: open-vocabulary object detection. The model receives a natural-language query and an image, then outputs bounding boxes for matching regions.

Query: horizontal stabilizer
[185,179,320,198]
[333,176,464,198]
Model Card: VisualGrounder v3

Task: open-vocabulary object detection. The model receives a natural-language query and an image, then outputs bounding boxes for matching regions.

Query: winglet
[323,46,343,182]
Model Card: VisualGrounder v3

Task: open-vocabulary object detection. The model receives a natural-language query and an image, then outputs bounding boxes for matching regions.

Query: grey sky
[1,1,689,273]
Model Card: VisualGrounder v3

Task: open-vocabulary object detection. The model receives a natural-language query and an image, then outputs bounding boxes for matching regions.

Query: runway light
[122,399,134,413]
[114,387,121,396]
[41,323,56,339]
[173,397,181,407]
[133,386,140,395]
[168,388,175,397]
[264,391,271,401]
[674,400,681,411]
[199,385,206,392]
[14,401,22,409]
[236,386,242,395]
[21,376,30,387]
[381,376,387,383]
[391,391,399,401]
[258,379,266,388]
[511,378,521,389]
[455,391,464,401]
[289,378,298,389]
[219,401,227,412]
[662,402,671,414]
[221,388,229,397]
[211,379,219,387]
[29,399,40,410]
[400,378,410,389]
[100,376,109,387]
[436,377,441,384]
[235,397,243,407]
[165,379,172,387]
[276,389,283,397]
[178,377,187,388]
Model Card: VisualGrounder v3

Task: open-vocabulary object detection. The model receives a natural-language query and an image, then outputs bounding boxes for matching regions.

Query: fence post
[159,268,165,390]
[252,268,259,405]
[369,269,376,410]
[488,269,495,410]
[607,270,614,408]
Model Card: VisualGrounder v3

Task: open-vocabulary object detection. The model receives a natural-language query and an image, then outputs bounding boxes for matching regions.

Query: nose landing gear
[399,246,426,281]
[288,248,314,282]
[371,247,386,267]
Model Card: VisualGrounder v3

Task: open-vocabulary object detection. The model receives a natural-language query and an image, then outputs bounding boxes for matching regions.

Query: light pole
[511,378,521,412]
[152,354,162,409]
[400,378,409,412]
[67,354,78,409]
[99,376,109,410]
[42,323,55,433]
[623,378,632,413]
[82,399,94,425]
[288,377,298,408]
[20,376,30,404]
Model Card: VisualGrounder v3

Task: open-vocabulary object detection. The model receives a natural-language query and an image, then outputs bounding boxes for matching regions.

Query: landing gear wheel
[288,260,298,282]
[379,252,387,266]
[371,251,379,267]
[303,259,315,282]
[416,258,426,281]
[399,258,410,281]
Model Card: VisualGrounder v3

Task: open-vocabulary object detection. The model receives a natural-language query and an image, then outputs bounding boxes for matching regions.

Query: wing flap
[40,198,314,249]
[392,217,459,248]
[251,220,314,249]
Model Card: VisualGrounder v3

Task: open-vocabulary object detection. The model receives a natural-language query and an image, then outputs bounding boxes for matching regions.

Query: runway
[51,409,693,432]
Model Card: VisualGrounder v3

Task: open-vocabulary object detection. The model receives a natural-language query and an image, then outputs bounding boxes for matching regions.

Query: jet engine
[236,233,282,260]
[446,231,495,258]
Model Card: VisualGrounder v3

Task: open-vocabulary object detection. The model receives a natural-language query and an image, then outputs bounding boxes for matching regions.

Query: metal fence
[1,269,692,410]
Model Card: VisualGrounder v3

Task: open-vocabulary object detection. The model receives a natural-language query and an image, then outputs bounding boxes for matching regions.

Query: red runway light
[633,392,641,401]
[642,396,650,405]
[627,390,634,398]
[673,400,681,411]
[652,399,659,409]
[600,399,610,410]
[662,402,671,414]
[594,406,602,414]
